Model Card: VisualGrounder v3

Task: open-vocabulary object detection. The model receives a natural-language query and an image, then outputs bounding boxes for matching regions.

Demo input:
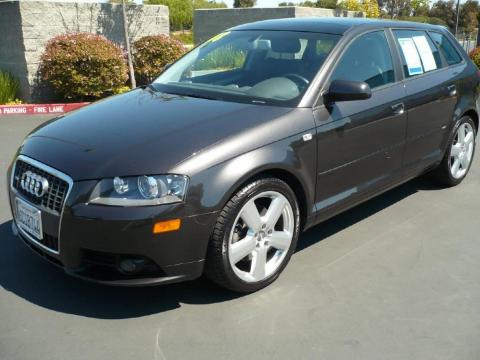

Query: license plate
[15,198,43,240]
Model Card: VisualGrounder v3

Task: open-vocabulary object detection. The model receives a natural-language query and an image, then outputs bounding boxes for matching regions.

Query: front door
[313,30,407,219]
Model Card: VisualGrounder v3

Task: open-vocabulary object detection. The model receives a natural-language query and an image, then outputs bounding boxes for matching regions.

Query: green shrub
[469,47,480,68]
[0,71,19,105]
[133,35,186,85]
[39,33,128,101]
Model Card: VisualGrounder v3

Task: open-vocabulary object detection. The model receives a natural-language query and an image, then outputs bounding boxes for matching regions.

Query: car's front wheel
[205,177,300,293]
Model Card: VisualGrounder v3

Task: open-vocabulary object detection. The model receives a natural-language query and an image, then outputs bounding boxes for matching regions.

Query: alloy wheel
[450,122,475,179]
[228,191,294,283]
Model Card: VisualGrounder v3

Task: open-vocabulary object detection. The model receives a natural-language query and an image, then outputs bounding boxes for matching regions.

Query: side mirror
[327,80,371,103]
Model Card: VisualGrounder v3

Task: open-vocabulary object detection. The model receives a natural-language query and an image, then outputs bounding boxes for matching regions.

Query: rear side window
[393,30,442,78]
[331,31,394,89]
[430,32,463,66]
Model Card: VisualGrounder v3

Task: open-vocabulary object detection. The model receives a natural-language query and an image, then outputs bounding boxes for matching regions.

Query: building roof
[229,17,445,35]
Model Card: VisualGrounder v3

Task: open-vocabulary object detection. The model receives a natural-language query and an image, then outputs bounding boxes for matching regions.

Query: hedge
[133,35,186,85]
[39,33,128,101]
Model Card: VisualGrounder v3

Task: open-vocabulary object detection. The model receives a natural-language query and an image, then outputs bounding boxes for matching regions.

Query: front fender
[180,131,317,220]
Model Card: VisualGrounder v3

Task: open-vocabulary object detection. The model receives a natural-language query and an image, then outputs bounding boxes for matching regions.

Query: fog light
[153,219,181,234]
[119,259,135,273]
[118,258,148,274]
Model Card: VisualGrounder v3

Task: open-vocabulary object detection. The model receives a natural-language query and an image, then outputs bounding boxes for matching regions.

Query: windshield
[153,30,340,106]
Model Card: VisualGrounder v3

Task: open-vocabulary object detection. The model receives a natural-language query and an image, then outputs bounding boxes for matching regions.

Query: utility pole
[122,0,136,89]
[454,0,460,37]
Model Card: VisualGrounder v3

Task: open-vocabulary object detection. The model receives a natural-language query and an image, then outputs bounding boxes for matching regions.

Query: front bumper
[8,161,218,287]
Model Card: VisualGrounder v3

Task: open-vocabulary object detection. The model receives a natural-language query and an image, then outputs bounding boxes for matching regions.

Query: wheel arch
[462,108,479,133]
[227,167,310,231]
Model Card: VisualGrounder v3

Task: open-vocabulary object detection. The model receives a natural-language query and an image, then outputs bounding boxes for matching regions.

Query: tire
[431,116,476,187]
[205,177,300,293]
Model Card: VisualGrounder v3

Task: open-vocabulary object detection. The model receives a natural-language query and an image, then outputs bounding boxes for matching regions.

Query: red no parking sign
[0,103,89,115]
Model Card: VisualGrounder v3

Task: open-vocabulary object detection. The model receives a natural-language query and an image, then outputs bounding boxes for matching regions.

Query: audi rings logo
[20,171,49,198]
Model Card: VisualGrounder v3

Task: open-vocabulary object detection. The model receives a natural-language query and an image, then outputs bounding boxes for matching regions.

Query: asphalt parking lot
[1,114,479,360]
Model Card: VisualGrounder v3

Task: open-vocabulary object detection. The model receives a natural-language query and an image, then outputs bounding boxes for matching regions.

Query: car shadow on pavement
[297,175,439,252]
[0,176,438,319]
[0,221,240,318]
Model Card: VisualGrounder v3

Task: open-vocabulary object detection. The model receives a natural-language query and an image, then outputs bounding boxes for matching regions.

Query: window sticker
[398,38,423,76]
[412,36,437,72]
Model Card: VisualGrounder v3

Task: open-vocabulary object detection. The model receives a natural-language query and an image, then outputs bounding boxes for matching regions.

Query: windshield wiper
[147,83,158,92]
[147,84,220,101]
[167,91,220,101]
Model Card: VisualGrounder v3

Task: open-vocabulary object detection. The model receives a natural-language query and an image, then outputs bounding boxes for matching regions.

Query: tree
[194,0,227,9]
[316,0,338,9]
[122,0,136,88]
[410,0,429,16]
[362,0,380,17]
[382,0,412,18]
[459,0,479,37]
[279,0,338,7]
[147,0,192,31]
[429,0,456,30]
[147,0,227,30]
[339,0,379,15]
[233,0,256,7]
[339,0,361,11]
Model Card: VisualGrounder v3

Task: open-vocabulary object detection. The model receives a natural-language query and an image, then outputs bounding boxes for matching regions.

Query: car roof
[229,17,445,35]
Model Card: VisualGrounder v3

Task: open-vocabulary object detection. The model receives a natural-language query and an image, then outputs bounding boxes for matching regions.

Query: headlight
[89,174,188,206]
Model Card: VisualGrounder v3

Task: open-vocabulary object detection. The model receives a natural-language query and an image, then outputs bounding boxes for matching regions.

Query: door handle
[391,103,405,115]
[447,84,457,96]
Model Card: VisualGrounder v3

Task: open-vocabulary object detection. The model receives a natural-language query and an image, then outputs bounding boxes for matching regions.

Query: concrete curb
[0,103,89,116]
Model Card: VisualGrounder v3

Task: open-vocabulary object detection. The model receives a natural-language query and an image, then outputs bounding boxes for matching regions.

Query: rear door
[312,30,408,217]
[392,29,457,169]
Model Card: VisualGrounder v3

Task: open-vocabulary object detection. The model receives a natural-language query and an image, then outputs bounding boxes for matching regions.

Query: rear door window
[393,30,442,78]
[429,32,463,66]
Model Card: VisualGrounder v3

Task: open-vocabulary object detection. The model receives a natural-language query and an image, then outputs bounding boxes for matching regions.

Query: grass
[172,31,194,45]
[0,70,19,105]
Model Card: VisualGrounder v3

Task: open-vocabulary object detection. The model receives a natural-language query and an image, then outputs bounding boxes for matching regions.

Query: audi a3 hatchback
[8,18,479,292]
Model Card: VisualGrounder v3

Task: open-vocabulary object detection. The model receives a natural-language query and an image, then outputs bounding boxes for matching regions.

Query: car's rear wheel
[205,177,300,293]
[432,116,476,186]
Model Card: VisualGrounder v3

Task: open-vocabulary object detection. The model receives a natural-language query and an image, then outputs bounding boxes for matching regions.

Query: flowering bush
[133,35,186,85]
[469,47,480,68]
[39,33,128,101]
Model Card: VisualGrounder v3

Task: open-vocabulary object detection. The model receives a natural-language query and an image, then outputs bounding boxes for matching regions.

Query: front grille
[12,159,69,214]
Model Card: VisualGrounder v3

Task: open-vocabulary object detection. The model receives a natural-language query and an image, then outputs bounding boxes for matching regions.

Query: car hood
[19,88,308,181]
